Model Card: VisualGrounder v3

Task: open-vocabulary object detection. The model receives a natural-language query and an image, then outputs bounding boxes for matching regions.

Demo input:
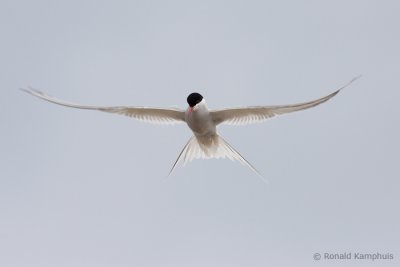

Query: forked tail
[169,134,267,183]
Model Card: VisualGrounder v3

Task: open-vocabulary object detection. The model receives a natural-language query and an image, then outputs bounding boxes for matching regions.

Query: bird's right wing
[21,88,186,125]
[211,76,360,126]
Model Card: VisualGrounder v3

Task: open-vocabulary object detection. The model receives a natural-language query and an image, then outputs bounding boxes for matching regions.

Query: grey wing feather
[21,88,186,125]
[211,76,360,126]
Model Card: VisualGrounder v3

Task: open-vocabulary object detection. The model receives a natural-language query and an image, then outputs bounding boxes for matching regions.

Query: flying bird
[21,77,359,178]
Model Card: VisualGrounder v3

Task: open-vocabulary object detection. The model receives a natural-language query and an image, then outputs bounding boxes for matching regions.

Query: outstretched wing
[21,88,186,125]
[211,76,360,126]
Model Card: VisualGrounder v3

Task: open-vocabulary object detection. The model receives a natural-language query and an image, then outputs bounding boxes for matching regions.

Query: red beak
[189,107,193,113]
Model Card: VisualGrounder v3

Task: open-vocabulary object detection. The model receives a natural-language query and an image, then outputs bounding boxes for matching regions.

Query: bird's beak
[189,106,193,113]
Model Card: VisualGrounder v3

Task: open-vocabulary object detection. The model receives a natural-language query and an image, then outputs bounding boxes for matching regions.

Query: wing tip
[338,75,362,92]
[19,87,30,94]
[19,87,35,94]
[19,86,45,97]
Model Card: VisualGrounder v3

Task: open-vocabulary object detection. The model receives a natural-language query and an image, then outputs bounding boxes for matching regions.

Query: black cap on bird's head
[187,92,203,107]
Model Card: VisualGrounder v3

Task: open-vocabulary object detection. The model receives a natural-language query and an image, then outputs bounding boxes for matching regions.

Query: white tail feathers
[169,134,267,183]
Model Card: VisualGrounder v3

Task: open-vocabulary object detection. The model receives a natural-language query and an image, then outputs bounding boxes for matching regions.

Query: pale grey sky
[1,0,399,266]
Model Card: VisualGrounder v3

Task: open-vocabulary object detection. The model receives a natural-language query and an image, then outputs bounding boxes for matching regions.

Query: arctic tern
[21,76,359,177]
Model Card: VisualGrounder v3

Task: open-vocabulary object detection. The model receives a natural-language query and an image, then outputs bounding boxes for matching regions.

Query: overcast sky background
[1,0,399,266]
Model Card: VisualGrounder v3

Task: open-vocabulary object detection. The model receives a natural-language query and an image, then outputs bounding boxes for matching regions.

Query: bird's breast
[185,109,216,137]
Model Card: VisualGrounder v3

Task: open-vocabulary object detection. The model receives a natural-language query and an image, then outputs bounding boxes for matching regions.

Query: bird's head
[187,92,203,112]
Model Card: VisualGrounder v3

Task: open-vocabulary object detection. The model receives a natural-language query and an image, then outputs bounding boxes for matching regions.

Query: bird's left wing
[211,77,360,126]
[21,88,186,125]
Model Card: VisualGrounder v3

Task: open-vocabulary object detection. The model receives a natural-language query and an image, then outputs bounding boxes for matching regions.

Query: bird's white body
[180,98,258,176]
[185,99,216,137]
[21,76,360,180]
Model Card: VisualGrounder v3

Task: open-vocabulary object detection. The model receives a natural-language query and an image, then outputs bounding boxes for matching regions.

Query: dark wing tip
[338,75,362,92]
[19,87,29,93]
